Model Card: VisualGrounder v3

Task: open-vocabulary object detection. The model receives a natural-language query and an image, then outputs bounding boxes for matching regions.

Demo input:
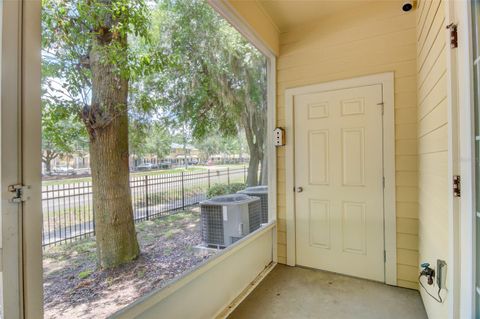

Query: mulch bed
[43,209,215,319]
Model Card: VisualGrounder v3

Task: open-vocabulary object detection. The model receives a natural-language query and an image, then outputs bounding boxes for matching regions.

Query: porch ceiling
[256,0,397,32]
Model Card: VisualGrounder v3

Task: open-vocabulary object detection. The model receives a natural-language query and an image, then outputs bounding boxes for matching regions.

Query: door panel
[342,201,366,254]
[294,84,384,282]
[341,128,365,186]
[309,199,331,249]
[308,130,329,185]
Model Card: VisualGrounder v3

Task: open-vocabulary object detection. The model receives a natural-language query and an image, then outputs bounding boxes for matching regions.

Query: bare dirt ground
[43,208,215,319]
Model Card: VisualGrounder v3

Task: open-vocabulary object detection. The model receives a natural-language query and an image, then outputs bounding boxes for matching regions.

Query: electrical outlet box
[436,259,447,289]
[273,127,285,146]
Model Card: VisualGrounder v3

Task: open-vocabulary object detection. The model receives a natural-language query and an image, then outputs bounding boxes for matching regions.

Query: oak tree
[42,0,166,268]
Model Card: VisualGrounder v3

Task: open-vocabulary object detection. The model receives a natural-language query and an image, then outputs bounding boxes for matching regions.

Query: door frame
[444,0,461,318]
[22,1,43,318]
[455,0,476,318]
[284,72,396,285]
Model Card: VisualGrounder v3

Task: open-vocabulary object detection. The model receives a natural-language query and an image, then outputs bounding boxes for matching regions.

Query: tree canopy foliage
[148,0,268,184]
[42,102,88,173]
[43,0,267,179]
[195,133,247,162]
[41,0,171,121]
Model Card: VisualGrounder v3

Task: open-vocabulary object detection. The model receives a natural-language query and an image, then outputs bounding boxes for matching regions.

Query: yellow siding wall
[275,1,419,289]
[416,0,449,317]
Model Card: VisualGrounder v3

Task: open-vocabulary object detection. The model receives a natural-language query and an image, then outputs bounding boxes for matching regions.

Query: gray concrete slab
[228,264,427,319]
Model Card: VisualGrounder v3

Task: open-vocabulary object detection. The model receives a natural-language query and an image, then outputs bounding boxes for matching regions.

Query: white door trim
[22,1,43,318]
[285,72,396,285]
[445,0,460,318]
[455,0,475,318]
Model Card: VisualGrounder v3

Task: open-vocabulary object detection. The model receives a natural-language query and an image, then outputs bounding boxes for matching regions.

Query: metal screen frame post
[181,171,185,210]
[145,175,149,220]
[208,170,211,189]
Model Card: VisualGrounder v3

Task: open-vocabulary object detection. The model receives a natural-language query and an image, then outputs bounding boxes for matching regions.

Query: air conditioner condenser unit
[238,185,268,223]
[200,194,261,248]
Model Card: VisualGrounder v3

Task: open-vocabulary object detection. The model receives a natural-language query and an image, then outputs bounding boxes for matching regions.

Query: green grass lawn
[134,166,204,177]
[42,165,246,186]
[43,167,204,186]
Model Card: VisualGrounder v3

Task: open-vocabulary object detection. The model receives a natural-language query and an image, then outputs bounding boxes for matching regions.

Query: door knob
[297,187,303,193]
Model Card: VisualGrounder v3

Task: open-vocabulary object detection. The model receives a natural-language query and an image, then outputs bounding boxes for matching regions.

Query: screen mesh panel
[201,204,224,246]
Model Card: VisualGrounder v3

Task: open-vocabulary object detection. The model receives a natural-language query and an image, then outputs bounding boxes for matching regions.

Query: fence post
[91,182,96,236]
[227,167,230,185]
[208,170,211,189]
[145,175,149,220]
[181,171,185,210]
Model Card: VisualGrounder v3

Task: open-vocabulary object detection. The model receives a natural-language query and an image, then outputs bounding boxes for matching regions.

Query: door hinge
[453,175,461,197]
[446,23,458,49]
[8,184,30,203]
[377,102,384,115]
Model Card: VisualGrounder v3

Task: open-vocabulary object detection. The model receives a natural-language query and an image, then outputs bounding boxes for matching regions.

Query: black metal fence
[42,167,247,246]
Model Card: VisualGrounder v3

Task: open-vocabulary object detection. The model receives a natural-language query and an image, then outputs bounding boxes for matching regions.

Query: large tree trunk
[242,98,266,186]
[89,115,138,268]
[246,148,261,186]
[260,156,268,185]
[82,14,139,269]
[243,116,258,186]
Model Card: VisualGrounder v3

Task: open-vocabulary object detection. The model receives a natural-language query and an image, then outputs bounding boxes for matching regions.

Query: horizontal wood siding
[275,1,419,288]
[416,0,449,317]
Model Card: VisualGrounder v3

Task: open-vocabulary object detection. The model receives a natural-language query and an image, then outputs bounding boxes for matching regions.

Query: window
[40,1,272,317]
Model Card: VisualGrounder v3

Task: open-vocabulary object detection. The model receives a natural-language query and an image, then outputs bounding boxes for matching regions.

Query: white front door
[294,84,385,282]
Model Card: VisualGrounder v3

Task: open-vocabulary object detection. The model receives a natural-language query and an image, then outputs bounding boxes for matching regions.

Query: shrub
[207,183,246,198]
[78,269,93,280]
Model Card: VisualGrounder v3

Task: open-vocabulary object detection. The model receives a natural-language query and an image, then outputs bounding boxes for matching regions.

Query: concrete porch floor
[228,264,427,319]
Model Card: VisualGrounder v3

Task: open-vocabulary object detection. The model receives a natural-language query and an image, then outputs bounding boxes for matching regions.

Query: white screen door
[1,1,24,318]
[1,1,43,318]
[294,84,385,282]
